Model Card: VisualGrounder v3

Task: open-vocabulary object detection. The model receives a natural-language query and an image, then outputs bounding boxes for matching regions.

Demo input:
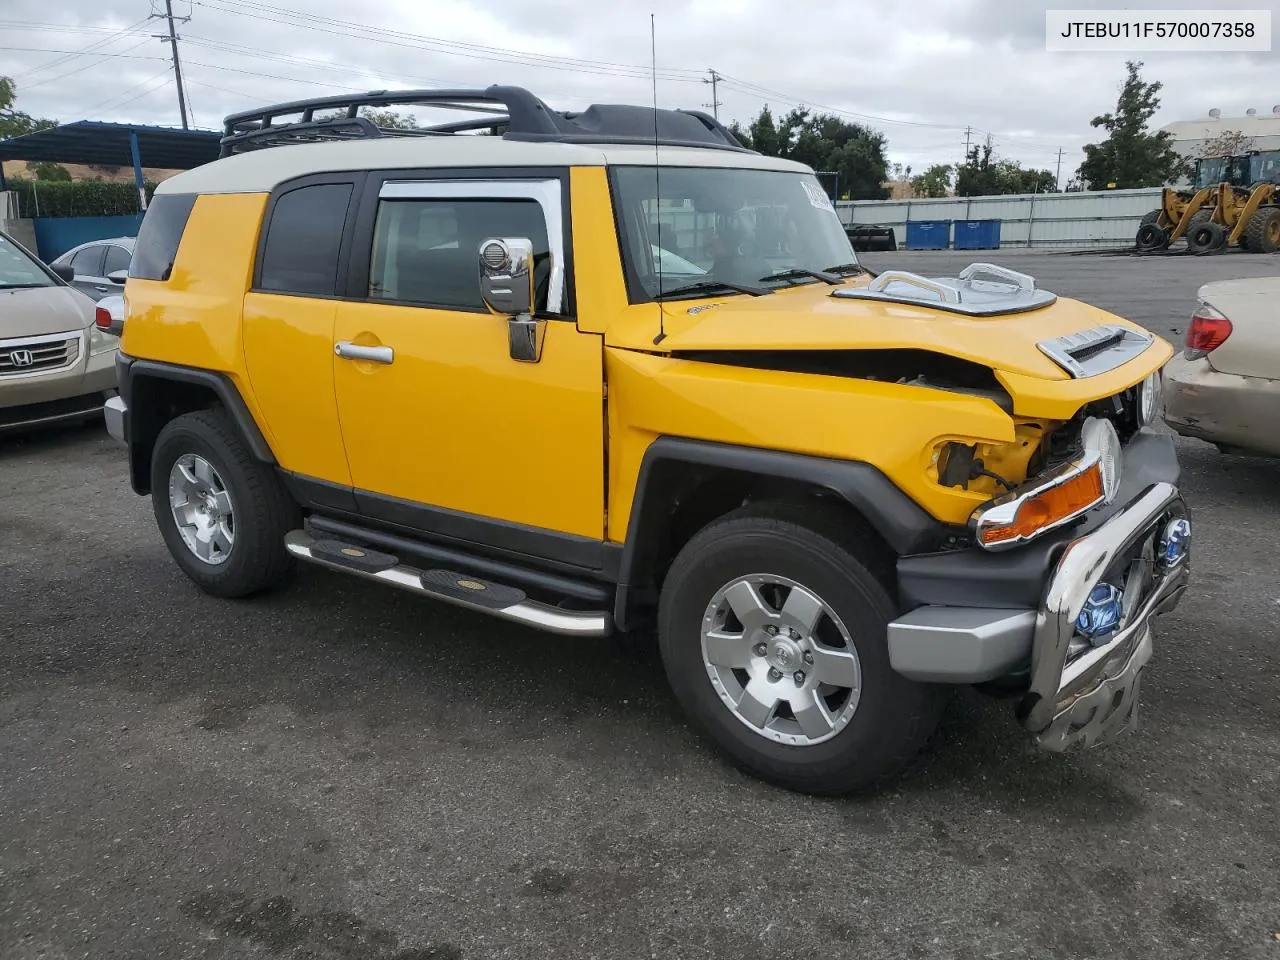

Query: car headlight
[89,325,117,356]
[1134,370,1163,427]
[971,417,1122,550]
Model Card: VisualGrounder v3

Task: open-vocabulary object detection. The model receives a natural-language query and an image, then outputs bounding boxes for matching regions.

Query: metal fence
[836,187,1164,249]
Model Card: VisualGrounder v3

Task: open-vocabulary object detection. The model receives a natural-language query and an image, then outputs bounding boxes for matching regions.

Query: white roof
[1161,114,1280,141]
[156,136,813,195]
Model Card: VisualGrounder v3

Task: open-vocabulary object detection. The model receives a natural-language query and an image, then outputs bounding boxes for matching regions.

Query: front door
[332,175,606,562]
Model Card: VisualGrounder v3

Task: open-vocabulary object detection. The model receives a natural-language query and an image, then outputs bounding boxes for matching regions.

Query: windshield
[1250,151,1280,185]
[1195,157,1227,189]
[611,166,857,302]
[0,233,54,289]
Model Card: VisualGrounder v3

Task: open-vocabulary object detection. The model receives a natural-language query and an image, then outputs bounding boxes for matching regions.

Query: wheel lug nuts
[753,643,767,657]
[793,671,806,685]
[803,651,813,664]
[768,667,782,681]
[766,626,778,635]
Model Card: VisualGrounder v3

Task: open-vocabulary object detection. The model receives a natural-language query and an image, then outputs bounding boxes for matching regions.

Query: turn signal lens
[1185,302,1232,360]
[94,305,112,329]
[977,465,1105,546]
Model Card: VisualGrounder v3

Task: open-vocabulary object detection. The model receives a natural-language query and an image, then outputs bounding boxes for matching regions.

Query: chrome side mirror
[107,270,128,285]
[478,237,544,363]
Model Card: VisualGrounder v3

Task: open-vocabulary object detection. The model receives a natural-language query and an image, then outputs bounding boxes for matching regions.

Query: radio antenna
[651,12,667,346]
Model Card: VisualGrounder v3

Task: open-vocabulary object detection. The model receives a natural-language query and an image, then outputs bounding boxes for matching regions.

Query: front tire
[657,503,944,795]
[151,409,300,598]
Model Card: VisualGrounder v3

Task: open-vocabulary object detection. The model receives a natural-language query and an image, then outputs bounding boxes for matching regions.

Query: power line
[11,18,152,80]
[18,37,158,92]
[190,0,706,83]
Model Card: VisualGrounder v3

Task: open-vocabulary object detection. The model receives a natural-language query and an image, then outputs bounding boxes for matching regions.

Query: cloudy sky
[3,0,1277,184]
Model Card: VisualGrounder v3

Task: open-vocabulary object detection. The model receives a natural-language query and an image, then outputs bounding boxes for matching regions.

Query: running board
[284,530,612,636]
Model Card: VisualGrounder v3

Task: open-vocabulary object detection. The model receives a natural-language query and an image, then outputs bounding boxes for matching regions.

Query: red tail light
[1184,302,1232,360]
[94,305,112,329]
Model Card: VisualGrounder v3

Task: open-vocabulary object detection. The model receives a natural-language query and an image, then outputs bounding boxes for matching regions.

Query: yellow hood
[604,281,1173,419]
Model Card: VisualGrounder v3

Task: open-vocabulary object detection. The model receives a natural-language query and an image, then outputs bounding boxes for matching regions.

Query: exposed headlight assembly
[971,417,1123,551]
[1134,369,1163,427]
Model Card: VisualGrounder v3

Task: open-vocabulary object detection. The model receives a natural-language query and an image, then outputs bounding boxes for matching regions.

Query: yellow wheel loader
[1134,156,1227,252]
[1183,150,1280,255]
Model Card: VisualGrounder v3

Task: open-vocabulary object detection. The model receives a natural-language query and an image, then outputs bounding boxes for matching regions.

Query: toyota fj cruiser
[105,86,1190,794]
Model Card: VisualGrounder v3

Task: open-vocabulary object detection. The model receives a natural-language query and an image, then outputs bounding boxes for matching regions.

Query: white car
[1163,277,1280,457]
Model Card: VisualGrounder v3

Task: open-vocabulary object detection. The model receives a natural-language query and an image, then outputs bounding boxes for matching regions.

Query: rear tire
[1186,219,1226,255]
[1245,207,1280,253]
[150,409,300,598]
[657,502,944,795]
[1135,222,1168,251]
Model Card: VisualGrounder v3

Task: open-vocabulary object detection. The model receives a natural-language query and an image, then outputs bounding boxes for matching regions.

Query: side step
[284,530,612,636]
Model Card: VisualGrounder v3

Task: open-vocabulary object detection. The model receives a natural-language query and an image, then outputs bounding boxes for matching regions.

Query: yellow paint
[569,167,633,334]
[242,292,350,484]
[126,168,1174,553]
[121,191,279,455]
[604,280,1154,382]
[997,335,1173,419]
[333,301,605,538]
[604,348,1018,539]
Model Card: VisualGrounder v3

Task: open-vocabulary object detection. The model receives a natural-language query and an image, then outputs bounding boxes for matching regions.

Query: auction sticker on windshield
[802,181,835,212]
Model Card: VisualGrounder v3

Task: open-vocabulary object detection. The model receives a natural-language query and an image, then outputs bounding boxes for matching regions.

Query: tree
[358,108,420,130]
[1076,60,1183,190]
[910,163,953,197]
[0,76,56,140]
[26,161,70,181]
[955,137,1057,196]
[728,105,889,200]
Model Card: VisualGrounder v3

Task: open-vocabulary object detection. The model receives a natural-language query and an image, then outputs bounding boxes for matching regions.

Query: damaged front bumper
[887,430,1190,752]
[1018,480,1188,750]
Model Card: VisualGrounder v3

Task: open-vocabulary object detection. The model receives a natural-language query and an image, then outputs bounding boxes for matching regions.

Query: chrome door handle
[335,341,394,364]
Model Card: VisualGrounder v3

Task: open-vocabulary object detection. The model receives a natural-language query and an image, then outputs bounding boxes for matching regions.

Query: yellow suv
[105,87,1190,794]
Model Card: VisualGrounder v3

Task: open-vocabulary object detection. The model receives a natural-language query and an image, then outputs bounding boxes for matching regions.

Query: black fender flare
[613,437,949,628]
[117,353,275,493]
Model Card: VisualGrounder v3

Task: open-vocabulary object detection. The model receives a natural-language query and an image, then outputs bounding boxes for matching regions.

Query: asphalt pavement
[2,250,1280,960]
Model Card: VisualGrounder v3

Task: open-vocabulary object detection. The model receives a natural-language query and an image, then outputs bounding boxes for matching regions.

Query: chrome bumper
[104,395,127,444]
[1020,481,1189,751]
[887,480,1189,752]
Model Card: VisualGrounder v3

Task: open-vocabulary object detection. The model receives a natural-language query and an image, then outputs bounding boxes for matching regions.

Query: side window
[367,198,549,310]
[104,244,132,276]
[258,183,353,296]
[70,245,105,277]
[131,193,198,281]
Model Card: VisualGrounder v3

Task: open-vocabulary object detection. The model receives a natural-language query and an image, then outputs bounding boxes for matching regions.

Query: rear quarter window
[257,183,354,297]
[129,194,198,281]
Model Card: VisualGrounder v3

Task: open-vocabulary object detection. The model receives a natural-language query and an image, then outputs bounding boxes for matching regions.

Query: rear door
[67,244,108,300]
[241,175,362,488]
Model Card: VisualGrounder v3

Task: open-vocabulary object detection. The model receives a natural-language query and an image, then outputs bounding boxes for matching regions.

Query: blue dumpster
[953,219,1001,250]
[904,220,951,250]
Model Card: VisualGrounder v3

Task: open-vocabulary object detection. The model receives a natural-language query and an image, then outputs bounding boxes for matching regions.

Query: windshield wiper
[0,283,48,290]
[656,279,771,300]
[758,267,841,286]
[822,262,872,277]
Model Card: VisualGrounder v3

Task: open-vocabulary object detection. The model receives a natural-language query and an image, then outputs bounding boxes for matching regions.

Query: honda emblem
[9,348,34,368]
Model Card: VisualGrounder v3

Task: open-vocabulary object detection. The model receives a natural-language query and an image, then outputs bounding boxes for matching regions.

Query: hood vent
[831,262,1058,317]
[1037,324,1154,378]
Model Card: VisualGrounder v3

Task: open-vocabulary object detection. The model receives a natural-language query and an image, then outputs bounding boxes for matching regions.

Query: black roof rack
[218,84,753,158]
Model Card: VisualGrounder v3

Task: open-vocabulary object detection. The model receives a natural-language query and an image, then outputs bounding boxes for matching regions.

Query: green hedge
[4,178,157,218]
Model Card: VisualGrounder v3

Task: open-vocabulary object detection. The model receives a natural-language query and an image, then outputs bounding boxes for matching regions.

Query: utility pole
[703,68,723,120]
[1055,147,1065,191]
[963,125,972,160]
[152,0,191,129]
